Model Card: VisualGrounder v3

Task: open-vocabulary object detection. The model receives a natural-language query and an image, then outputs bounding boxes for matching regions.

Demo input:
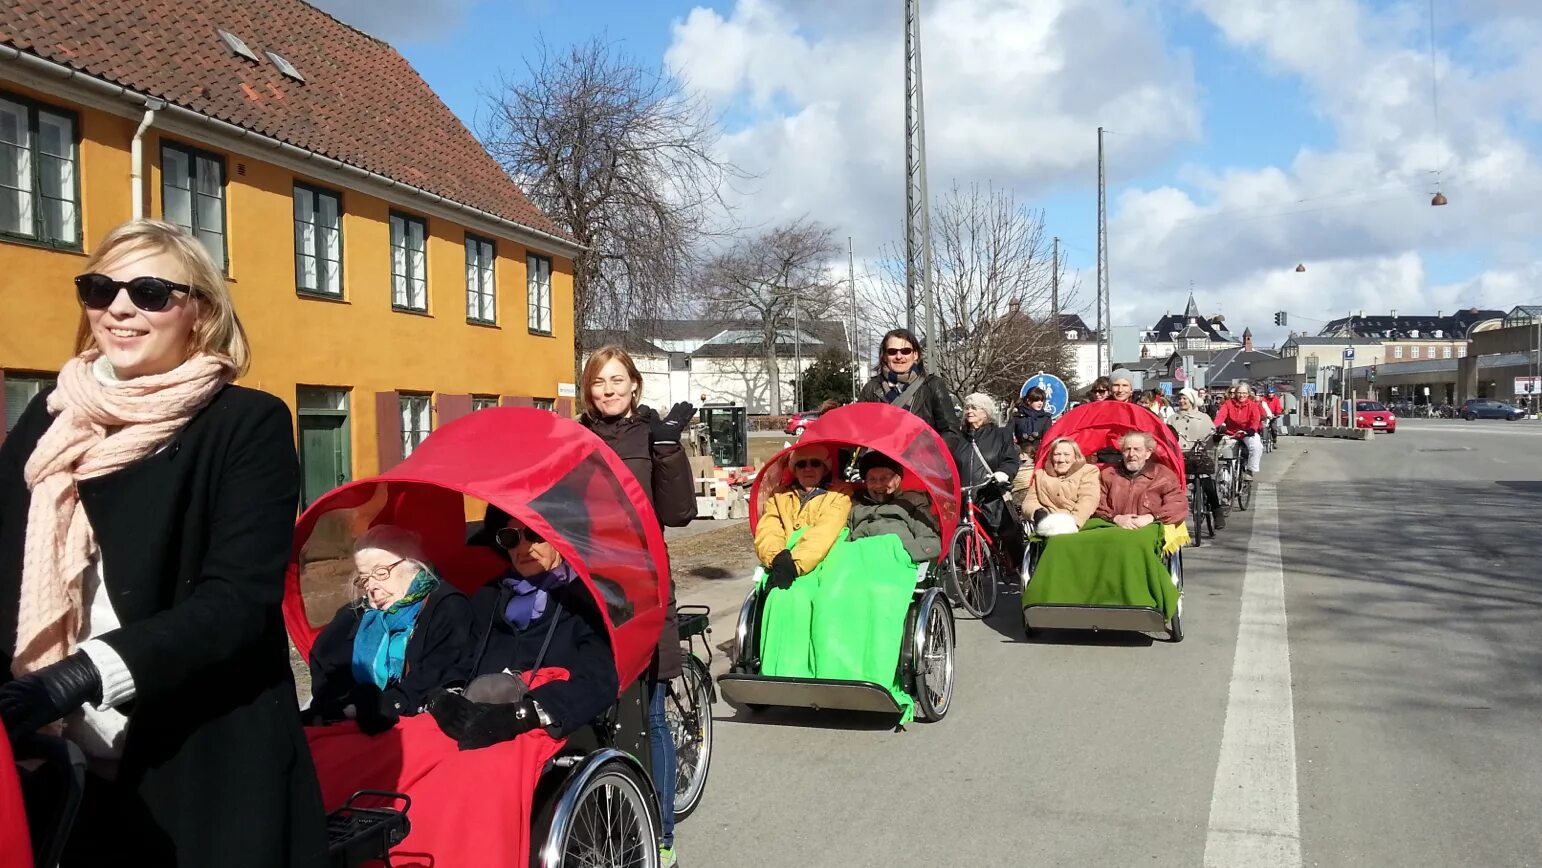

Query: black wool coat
[466,580,618,736]
[0,386,327,867]
[859,371,964,450]
[952,422,1023,531]
[307,582,473,720]
[579,405,693,681]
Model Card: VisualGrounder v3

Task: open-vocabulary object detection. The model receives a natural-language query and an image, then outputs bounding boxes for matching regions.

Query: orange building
[0,0,582,504]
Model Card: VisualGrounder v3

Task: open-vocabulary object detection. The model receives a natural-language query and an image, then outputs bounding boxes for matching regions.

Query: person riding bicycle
[1012,387,1054,457]
[1170,388,1225,530]
[1214,383,1264,479]
[858,328,963,450]
[952,393,1024,573]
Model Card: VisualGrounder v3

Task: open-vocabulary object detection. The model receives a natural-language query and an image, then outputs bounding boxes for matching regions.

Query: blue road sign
[1302,383,1318,397]
[1159,381,1174,397]
[1343,347,1355,360]
[1021,373,1070,416]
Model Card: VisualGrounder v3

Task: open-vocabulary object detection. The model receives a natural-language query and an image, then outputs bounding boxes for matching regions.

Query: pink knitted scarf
[13,350,233,677]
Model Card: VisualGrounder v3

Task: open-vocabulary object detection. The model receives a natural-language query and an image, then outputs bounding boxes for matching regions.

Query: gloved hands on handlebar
[992,471,1011,487]
[0,652,103,738]
[766,550,799,591]
[428,688,541,750]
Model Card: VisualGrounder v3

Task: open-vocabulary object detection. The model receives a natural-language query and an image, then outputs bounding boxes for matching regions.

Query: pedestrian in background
[0,219,326,866]
[858,327,963,449]
[1012,387,1054,459]
[578,345,695,868]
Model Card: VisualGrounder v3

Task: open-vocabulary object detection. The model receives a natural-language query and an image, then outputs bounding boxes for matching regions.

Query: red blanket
[307,669,570,868]
[0,732,32,868]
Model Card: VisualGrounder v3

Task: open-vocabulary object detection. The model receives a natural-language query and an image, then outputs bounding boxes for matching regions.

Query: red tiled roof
[0,0,568,242]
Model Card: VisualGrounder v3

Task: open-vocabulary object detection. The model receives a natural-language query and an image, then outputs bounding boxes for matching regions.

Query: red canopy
[282,408,668,693]
[1034,401,1187,487]
[0,732,30,868]
[750,402,961,542]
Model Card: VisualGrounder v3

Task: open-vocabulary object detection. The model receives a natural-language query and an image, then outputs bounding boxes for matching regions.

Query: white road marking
[1204,487,1302,867]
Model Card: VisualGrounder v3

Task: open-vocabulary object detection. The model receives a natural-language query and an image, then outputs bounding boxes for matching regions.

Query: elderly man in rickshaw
[1022,431,1186,625]
[754,448,940,720]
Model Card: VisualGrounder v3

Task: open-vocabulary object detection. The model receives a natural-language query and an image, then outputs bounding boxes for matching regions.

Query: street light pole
[849,236,859,402]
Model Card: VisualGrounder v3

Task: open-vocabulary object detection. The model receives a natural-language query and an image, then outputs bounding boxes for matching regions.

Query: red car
[784,411,820,435]
[1341,400,1397,432]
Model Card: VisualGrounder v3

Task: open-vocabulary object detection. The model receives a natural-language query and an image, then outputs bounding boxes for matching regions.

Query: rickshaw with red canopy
[284,407,673,867]
[717,402,959,723]
[1021,401,1187,642]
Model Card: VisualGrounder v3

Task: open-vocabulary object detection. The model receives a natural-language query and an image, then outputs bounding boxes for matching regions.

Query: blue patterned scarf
[351,569,438,690]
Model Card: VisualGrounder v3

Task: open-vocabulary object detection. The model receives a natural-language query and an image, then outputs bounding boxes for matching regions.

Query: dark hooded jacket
[858,368,963,450]
[579,404,693,680]
[1011,403,1054,451]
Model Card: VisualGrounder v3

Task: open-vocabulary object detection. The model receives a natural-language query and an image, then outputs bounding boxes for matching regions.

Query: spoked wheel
[1236,474,1253,512]
[668,655,714,821]
[545,758,659,868]
[911,592,955,722]
[944,526,999,619]
[1187,483,1204,547]
[1167,548,1186,642]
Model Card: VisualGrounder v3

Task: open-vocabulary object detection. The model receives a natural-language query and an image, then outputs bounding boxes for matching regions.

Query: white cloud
[665,0,1201,252]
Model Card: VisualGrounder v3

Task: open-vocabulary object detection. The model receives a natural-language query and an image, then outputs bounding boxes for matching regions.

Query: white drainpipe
[129,99,165,218]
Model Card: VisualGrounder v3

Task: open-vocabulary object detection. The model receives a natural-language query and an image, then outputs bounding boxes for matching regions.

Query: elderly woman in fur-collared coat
[1014,436,1101,535]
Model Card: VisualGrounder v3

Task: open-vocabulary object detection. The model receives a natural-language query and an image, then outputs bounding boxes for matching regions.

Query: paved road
[672,421,1542,867]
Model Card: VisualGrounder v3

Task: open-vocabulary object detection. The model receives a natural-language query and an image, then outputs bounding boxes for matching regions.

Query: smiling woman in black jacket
[858,328,963,450]
[0,220,325,866]
[306,525,472,732]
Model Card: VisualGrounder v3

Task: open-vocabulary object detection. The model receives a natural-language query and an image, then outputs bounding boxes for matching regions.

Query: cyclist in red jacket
[1215,383,1264,477]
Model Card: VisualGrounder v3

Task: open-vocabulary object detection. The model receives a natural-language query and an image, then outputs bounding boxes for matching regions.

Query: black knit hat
[857,451,904,479]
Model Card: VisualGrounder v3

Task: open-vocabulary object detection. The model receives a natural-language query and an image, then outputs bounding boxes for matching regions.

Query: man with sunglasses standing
[858,327,964,450]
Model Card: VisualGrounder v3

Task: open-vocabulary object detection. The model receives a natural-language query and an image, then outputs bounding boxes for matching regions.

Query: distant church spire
[1183,289,1201,322]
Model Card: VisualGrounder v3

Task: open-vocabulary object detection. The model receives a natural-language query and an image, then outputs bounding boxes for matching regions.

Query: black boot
[1212,510,1226,531]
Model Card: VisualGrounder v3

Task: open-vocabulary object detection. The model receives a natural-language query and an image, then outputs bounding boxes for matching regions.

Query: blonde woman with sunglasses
[0,220,327,865]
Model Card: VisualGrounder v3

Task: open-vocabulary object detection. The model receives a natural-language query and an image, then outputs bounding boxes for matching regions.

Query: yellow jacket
[754,484,854,575]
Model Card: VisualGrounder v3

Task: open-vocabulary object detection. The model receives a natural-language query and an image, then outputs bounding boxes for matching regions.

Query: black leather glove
[650,402,696,446]
[766,550,799,592]
[428,689,540,750]
[350,684,402,736]
[0,652,103,738]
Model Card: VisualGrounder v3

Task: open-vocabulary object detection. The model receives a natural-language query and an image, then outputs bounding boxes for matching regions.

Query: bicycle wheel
[1186,481,1203,547]
[669,655,714,820]
[1236,474,1253,511]
[944,526,998,619]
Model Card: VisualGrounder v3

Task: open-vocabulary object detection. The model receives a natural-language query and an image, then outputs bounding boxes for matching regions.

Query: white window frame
[5,373,56,433]
[0,93,79,248]
[527,254,552,334]
[1393,345,1404,359]
[465,235,496,324]
[1410,346,1421,359]
[390,212,428,312]
[294,184,343,297]
[399,393,432,457]
[162,141,227,267]
[1442,346,1452,359]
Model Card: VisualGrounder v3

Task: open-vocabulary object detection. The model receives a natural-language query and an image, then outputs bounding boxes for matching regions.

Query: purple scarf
[501,561,578,629]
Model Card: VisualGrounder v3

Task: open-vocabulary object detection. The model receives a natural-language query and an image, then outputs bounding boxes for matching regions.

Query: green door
[299,413,349,506]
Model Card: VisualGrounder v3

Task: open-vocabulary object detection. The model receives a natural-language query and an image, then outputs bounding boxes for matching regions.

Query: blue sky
[319,0,1542,341]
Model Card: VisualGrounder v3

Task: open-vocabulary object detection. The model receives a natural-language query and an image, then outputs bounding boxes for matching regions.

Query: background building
[0,0,579,505]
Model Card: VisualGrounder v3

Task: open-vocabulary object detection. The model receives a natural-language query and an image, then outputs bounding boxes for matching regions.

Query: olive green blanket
[758,529,918,723]
[1021,518,1180,620]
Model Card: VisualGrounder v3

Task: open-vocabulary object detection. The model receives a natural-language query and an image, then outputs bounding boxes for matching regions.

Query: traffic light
[1369,364,1377,383]
[1273,311,1287,326]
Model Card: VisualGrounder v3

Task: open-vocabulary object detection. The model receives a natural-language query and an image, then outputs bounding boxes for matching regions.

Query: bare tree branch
[479,36,744,360]
[865,182,1078,398]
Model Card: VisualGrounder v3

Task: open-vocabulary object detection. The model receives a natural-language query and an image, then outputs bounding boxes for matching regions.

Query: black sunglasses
[75,273,195,313]
[883,347,915,357]
[494,525,545,548]
[793,459,826,470]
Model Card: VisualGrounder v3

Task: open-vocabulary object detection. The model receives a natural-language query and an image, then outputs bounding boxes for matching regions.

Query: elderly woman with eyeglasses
[426,507,617,751]
[306,526,473,734]
[753,445,854,592]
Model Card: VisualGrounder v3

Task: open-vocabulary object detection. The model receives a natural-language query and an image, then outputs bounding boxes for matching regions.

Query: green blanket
[758,529,918,723]
[1021,518,1180,620]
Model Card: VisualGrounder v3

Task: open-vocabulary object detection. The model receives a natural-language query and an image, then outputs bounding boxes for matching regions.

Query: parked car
[1460,399,1526,421]
[784,411,820,435]
[1339,400,1397,432]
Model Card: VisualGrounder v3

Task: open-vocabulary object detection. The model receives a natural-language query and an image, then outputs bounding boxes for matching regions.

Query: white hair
[962,393,1001,426]
[353,524,433,575]
[1119,431,1156,449]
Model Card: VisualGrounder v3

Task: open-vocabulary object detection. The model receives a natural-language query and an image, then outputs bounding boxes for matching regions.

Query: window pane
[294,186,312,222]
[0,100,32,238]
[409,276,426,309]
[322,258,340,294]
[162,147,191,190]
[5,375,54,432]
[164,187,192,231]
[194,155,223,198]
[196,229,224,264]
[297,252,317,290]
[319,192,338,231]
[195,193,222,236]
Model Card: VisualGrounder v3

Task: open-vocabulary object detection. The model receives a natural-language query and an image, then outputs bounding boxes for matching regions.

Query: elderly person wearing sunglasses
[427,507,617,750]
[306,526,472,734]
[754,446,854,592]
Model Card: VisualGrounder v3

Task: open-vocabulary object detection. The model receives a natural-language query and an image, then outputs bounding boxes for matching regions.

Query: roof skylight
[266,51,306,82]
[217,29,259,63]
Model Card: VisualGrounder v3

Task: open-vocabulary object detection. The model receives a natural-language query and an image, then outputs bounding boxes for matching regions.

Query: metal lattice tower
[904,0,937,350]
[1096,126,1109,374]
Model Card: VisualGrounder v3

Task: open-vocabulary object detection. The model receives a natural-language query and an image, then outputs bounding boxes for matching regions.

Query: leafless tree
[698,220,842,413]
[479,36,742,359]
[867,182,1075,399]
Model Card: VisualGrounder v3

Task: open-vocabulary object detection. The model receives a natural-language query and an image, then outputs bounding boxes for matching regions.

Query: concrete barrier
[1290,426,1374,440]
